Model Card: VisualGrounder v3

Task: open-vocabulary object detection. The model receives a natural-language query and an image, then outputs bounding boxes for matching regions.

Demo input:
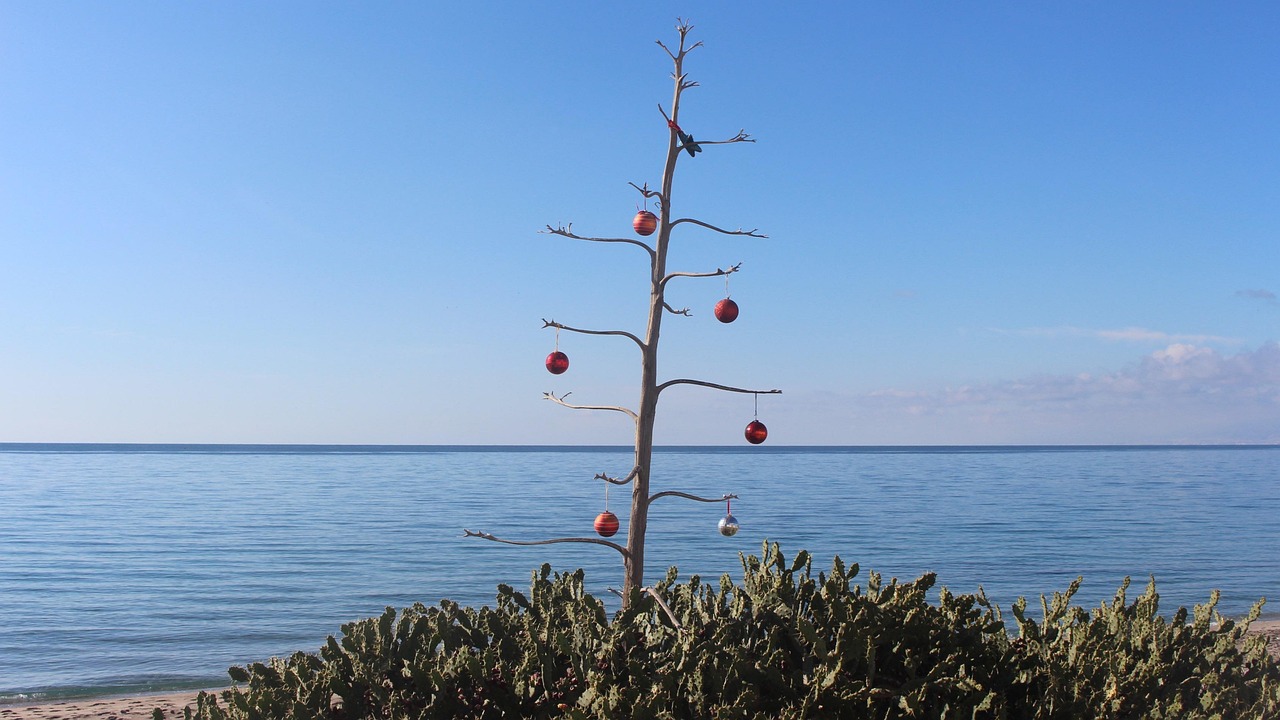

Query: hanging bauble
[744,419,768,445]
[594,511,619,537]
[633,210,658,236]
[718,513,740,537]
[714,298,739,323]
[545,351,569,375]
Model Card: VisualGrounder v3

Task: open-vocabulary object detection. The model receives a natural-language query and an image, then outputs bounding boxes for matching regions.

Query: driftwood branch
[628,182,666,210]
[463,529,628,558]
[691,130,754,146]
[659,262,742,290]
[544,392,639,421]
[658,106,752,154]
[542,223,656,259]
[670,218,767,239]
[606,586,684,631]
[656,379,782,397]
[597,466,641,486]
[663,302,692,316]
[543,319,645,351]
[645,587,683,630]
[656,19,701,63]
[676,131,753,154]
[649,491,738,505]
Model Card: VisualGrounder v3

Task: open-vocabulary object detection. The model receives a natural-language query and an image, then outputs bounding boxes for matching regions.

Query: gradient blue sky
[2,3,1277,444]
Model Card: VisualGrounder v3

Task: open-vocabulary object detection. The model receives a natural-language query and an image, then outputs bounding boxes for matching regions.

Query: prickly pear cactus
[181,545,1280,720]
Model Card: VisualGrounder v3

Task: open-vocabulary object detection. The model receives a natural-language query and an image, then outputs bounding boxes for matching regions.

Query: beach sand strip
[0,689,221,720]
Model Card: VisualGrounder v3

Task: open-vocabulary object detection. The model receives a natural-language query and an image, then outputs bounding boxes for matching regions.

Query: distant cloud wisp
[844,342,1280,444]
[991,325,1238,344]
[1237,289,1278,304]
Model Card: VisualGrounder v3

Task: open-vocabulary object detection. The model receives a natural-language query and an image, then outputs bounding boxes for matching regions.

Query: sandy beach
[0,689,223,720]
[5,620,1277,720]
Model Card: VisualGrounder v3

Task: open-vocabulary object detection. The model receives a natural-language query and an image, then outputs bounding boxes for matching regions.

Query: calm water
[1,444,1277,700]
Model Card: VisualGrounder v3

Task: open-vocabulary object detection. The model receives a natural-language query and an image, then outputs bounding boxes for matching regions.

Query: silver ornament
[718,513,740,537]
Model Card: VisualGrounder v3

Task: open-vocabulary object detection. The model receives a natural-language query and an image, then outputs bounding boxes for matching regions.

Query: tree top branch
[542,319,645,351]
[670,218,767,239]
[597,465,641,486]
[463,529,628,558]
[659,262,742,290]
[655,379,782,397]
[648,491,738,505]
[544,391,639,422]
[543,223,656,258]
[656,19,701,63]
[628,182,667,209]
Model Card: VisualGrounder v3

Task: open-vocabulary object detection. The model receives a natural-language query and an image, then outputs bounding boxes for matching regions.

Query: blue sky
[2,3,1277,444]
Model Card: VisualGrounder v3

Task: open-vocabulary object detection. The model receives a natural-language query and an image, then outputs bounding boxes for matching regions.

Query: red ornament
[714,298,739,323]
[545,351,569,375]
[633,210,657,236]
[744,420,768,445]
[594,511,619,537]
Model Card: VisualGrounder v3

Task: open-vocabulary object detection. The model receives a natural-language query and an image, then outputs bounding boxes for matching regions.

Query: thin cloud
[1237,289,1278,304]
[991,326,1238,344]
[843,343,1280,444]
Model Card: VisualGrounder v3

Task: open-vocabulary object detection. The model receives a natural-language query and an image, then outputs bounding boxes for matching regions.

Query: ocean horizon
[3,443,1278,701]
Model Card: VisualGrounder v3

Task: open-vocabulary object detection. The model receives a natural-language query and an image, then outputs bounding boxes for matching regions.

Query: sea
[1,444,1277,702]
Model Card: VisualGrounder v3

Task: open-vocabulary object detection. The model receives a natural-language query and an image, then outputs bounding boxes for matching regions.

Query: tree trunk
[622,46,687,603]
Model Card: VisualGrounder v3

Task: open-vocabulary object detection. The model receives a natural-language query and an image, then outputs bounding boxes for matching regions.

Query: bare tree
[465,20,778,606]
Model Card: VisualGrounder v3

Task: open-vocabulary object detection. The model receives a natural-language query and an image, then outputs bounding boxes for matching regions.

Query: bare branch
[670,218,767,239]
[649,491,739,505]
[543,319,645,351]
[542,223,655,258]
[663,302,692,316]
[675,131,752,156]
[544,391,639,421]
[596,465,641,486]
[656,40,677,62]
[657,19,701,62]
[644,587,683,631]
[656,379,782,397]
[658,120,750,153]
[659,262,742,290]
[463,529,627,558]
[709,130,754,144]
[628,182,666,208]
[607,585,684,630]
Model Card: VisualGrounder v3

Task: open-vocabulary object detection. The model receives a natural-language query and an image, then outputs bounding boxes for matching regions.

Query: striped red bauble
[594,511,619,537]
[633,210,657,236]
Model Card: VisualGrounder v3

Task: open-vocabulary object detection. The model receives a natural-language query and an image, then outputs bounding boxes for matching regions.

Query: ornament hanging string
[724,272,731,298]
[555,326,560,352]
[726,497,732,515]
[754,392,758,420]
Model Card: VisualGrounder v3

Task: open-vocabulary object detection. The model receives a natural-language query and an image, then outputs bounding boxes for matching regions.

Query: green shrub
[183,544,1279,719]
